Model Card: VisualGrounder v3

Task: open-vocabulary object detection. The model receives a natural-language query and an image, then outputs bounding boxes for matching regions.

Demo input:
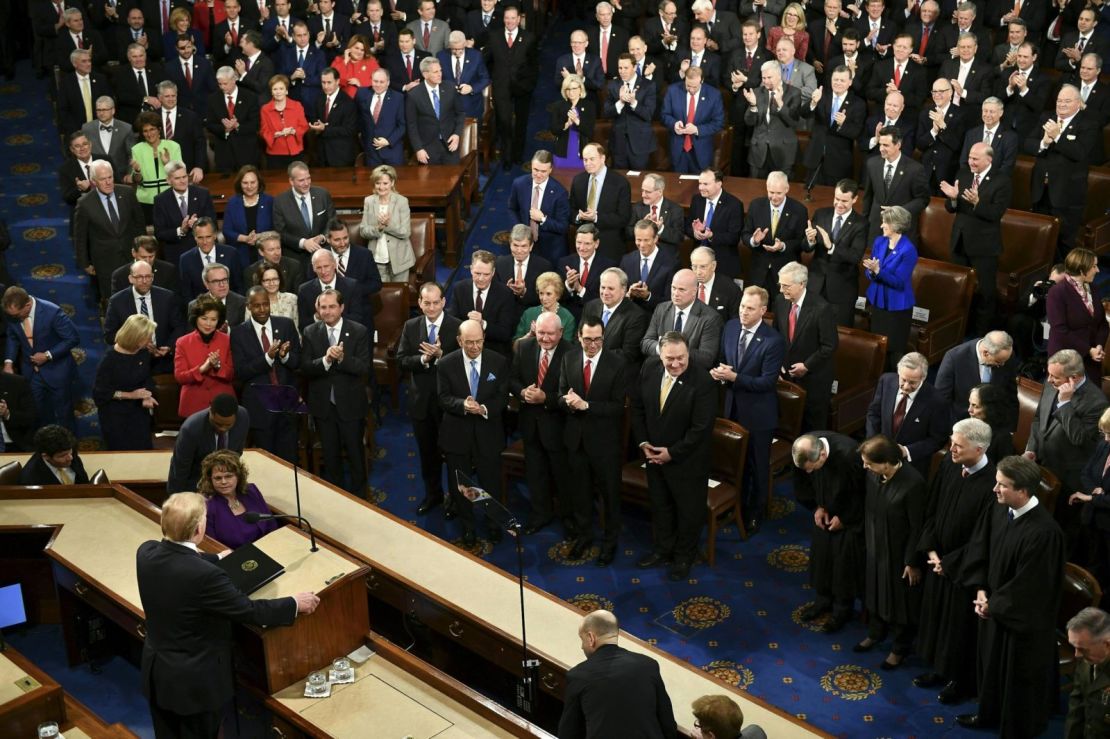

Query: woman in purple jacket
[1047,247,1107,383]
[198,450,278,549]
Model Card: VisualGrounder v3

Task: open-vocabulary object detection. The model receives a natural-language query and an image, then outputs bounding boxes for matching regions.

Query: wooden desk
[203,166,467,267]
[6,452,828,738]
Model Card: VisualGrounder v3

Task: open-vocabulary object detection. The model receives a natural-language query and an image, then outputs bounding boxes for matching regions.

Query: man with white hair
[73,159,146,302]
[774,262,838,431]
[742,61,801,178]
[639,268,723,368]
[437,30,490,120]
[691,0,741,57]
[297,241,367,330]
[588,2,629,78]
[206,66,261,173]
[58,48,113,137]
[152,160,219,263]
[865,352,948,477]
[742,172,808,293]
[959,97,1017,174]
[935,331,1020,428]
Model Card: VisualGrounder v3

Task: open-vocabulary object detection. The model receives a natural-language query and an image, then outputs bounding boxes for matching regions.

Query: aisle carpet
[0,20,1068,738]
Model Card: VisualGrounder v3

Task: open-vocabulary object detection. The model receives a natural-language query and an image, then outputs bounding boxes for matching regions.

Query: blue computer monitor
[0,584,27,629]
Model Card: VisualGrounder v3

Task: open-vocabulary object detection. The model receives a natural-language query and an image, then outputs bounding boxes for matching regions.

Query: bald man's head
[578,610,619,656]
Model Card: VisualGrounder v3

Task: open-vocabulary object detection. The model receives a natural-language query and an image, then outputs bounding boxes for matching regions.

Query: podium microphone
[244,512,319,552]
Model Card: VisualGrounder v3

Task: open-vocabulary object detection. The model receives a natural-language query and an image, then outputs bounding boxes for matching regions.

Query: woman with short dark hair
[1047,247,1107,382]
[174,295,235,418]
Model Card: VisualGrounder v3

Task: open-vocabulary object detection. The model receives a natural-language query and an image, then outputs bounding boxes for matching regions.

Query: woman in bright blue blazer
[221,165,274,271]
[864,205,918,371]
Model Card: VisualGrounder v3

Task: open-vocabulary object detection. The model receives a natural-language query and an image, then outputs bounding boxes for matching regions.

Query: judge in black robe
[915,419,997,703]
[958,455,1066,737]
[793,432,866,632]
[857,435,926,669]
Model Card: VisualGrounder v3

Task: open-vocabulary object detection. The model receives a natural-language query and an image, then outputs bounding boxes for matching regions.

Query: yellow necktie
[586,175,598,212]
[770,208,780,237]
[659,374,674,410]
[80,76,93,121]
[58,467,73,485]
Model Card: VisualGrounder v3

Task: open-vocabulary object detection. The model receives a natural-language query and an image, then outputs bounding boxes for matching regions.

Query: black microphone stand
[804,159,823,202]
[243,512,319,552]
[256,383,310,524]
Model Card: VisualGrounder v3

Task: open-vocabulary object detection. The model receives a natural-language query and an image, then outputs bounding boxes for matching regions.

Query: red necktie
[583,358,592,395]
[537,350,549,386]
[324,95,331,121]
[575,58,582,75]
[373,26,380,42]
[405,54,413,80]
[972,173,981,189]
[651,204,658,219]
[745,51,753,70]
[372,94,382,123]
[76,35,83,49]
[230,24,238,47]
[580,259,589,288]
[698,283,706,303]
[788,303,798,341]
[226,94,235,116]
[260,326,279,384]
[600,31,608,73]
[891,392,907,436]
[893,63,902,87]
[423,23,430,49]
[164,112,174,139]
[684,93,695,152]
[919,26,930,57]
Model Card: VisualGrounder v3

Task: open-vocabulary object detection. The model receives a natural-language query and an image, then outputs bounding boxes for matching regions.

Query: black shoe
[443,505,457,521]
[416,495,442,515]
[522,518,552,535]
[487,527,502,545]
[879,655,903,671]
[956,714,995,730]
[798,603,830,622]
[913,672,944,689]
[461,530,476,549]
[595,546,615,567]
[667,559,692,581]
[852,638,879,653]
[937,681,967,705]
[637,552,671,568]
[745,518,761,535]
[567,538,592,559]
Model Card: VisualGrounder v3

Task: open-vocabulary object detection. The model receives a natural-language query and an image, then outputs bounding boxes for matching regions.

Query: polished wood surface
[203,165,467,266]
[0,647,66,739]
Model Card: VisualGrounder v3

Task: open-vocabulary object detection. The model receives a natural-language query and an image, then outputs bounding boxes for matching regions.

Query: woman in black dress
[857,434,926,670]
[967,382,1015,462]
[94,314,158,450]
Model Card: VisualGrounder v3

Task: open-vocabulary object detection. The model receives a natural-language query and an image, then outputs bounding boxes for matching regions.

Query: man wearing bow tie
[81,96,135,181]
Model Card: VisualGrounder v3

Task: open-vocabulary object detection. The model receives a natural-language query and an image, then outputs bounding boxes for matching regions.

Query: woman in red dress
[174,295,235,418]
[259,74,309,170]
[331,34,379,98]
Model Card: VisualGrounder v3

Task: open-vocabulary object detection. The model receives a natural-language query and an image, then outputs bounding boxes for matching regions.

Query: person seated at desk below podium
[20,425,90,486]
[197,449,279,548]
[690,694,767,739]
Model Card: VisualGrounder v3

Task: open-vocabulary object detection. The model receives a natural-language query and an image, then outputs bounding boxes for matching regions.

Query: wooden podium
[223,527,370,695]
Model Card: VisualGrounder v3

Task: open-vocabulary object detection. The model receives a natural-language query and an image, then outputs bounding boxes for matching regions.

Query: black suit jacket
[136,539,296,716]
[205,87,262,173]
[178,244,243,300]
[446,279,518,357]
[57,72,113,136]
[865,374,949,476]
[934,336,1019,428]
[946,166,1012,256]
[1027,377,1109,494]
[163,55,219,114]
[586,25,629,80]
[558,346,628,456]
[381,48,430,91]
[939,58,995,109]
[111,259,180,294]
[296,276,367,333]
[272,186,337,262]
[860,112,915,158]
[773,292,838,391]
[915,102,968,185]
[54,28,108,71]
[996,66,1052,141]
[436,348,509,457]
[804,206,867,308]
[163,107,209,175]
[230,316,302,429]
[103,285,185,350]
[569,170,632,261]
[742,196,809,287]
[166,406,251,492]
[558,644,677,739]
[628,197,685,255]
[861,154,929,240]
[685,192,745,278]
[308,91,358,167]
[237,53,276,102]
[495,254,554,311]
[582,298,649,363]
[630,358,717,476]
[300,318,371,420]
[152,186,219,261]
[510,337,572,449]
[405,83,465,159]
[556,254,616,318]
[112,63,163,125]
[960,125,1019,174]
[397,313,462,419]
[800,90,865,181]
[1025,113,1100,207]
[865,58,928,119]
[19,453,90,485]
[0,372,36,450]
[705,275,742,323]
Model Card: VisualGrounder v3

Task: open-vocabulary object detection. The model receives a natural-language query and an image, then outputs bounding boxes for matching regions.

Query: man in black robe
[793,432,865,632]
[914,417,997,704]
[957,455,1065,736]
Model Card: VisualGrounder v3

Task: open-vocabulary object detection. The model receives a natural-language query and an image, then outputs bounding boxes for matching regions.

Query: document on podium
[216,543,285,595]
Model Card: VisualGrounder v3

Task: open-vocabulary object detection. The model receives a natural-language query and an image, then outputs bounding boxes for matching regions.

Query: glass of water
[37,722,60,739]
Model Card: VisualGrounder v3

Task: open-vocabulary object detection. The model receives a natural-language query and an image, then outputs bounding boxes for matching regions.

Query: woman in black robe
[967,382,1015,462]
[856,434,926,670]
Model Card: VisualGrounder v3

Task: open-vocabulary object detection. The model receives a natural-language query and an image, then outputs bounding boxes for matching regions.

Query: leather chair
[1058,561,1103,688]
[370,283,410,409]
[1012,157,1110,227]
[917,198,1058,316]
[705,418,750,564]
[1013,376,1043,456]
[768,379,806,505]
[90,469,110,484]
[152,373,183,434]
[829,326,887,435]
[459,117,480,204]
[406,212,437,303]
[906,258,976,365]
[1039,465,1062,520]
[0,460,22,485]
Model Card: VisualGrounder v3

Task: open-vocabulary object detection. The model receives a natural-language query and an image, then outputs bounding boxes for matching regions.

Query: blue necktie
[298,49,304,67]
[602,308,611,327]
[705,200,715,230]
[469,360,479,397]
[640,258,649,283]
[830,95,840,126]
[673,310,684,333]
[140,296,149,317]
[427,323,437,343]
[299,196,311,229]
[980,364,992,383]
[431,88,440,119]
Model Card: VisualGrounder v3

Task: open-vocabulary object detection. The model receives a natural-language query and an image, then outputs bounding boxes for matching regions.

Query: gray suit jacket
[82,119,136,179]
[406,19,450,54]
[640,299,723,368]
[1027,378,1109,494]
[783,60,818,102]
[271,186,337,259]
[743,85,801,168]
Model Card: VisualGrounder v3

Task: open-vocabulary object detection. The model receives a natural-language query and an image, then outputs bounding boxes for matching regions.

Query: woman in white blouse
[359,165,415,283]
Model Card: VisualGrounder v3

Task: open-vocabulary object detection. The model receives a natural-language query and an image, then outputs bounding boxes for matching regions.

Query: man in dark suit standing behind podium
[137,492,319,739]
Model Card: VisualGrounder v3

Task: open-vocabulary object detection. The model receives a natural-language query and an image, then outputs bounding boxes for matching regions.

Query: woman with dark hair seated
[20,425,89,485]
[966,382,1015,462]
[174,295,235,418]
[198,450,279,548]
[94,314,158,450]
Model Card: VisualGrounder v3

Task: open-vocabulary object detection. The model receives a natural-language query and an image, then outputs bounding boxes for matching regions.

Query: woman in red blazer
[331,35,379,98]
[174,296,235,418]
[1047,247,1108,382]
[259,74,309,170]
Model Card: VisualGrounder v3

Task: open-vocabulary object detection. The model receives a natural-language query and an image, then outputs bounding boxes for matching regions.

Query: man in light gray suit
[743,61,801,178]
[72,160,146,302]
[640,269,723,368]
[81,96,135,181]
[774,37,817,129]
[1024,348,1109,545]
[407,0,450,55]
[271,161,337,273]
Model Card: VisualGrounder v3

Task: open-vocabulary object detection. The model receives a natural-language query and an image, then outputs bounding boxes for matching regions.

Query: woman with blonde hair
[548,74,596,169]
[359,164,414,282]
[767,3,810,60]
[94,314,158,450]
[513,270,577,341]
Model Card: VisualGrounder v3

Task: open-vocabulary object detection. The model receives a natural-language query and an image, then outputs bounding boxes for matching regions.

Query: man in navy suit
[406,57,465,164]
[661,66,724,174]
[178,218,243,300]
[959,97,1017,174]
[297,249,367,333]
[555,30,606,103]
[307,0,351,63]
[935,333,1019,430]
[163,35,217,115]
[495,225,554,315]
[743,172,810,296]
[674,27,721,87]
[604,54,656,170]
[308,68,359,167]
[278,22,326,111]
[507,150,570,264]
[620,220,677,314]
[152,162,219,264]
[206,70,262,173]
[103,261,184,373]
[438,31,490,120]
[2,287,80,432]
[381,28,429,92]
[447,250,517,359]
[865,352,949,478]
[231,287,302,462]
[156,82,208,182]
[357,68,407,165]
[559,225,617,321]
[686,168,745,279]
[713,285,785,532]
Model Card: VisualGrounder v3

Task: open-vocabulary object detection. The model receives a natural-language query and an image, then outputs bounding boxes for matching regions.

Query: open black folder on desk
[216,543,285,595]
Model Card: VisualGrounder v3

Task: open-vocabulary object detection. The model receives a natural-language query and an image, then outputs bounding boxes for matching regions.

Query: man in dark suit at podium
[137,491,319,739]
